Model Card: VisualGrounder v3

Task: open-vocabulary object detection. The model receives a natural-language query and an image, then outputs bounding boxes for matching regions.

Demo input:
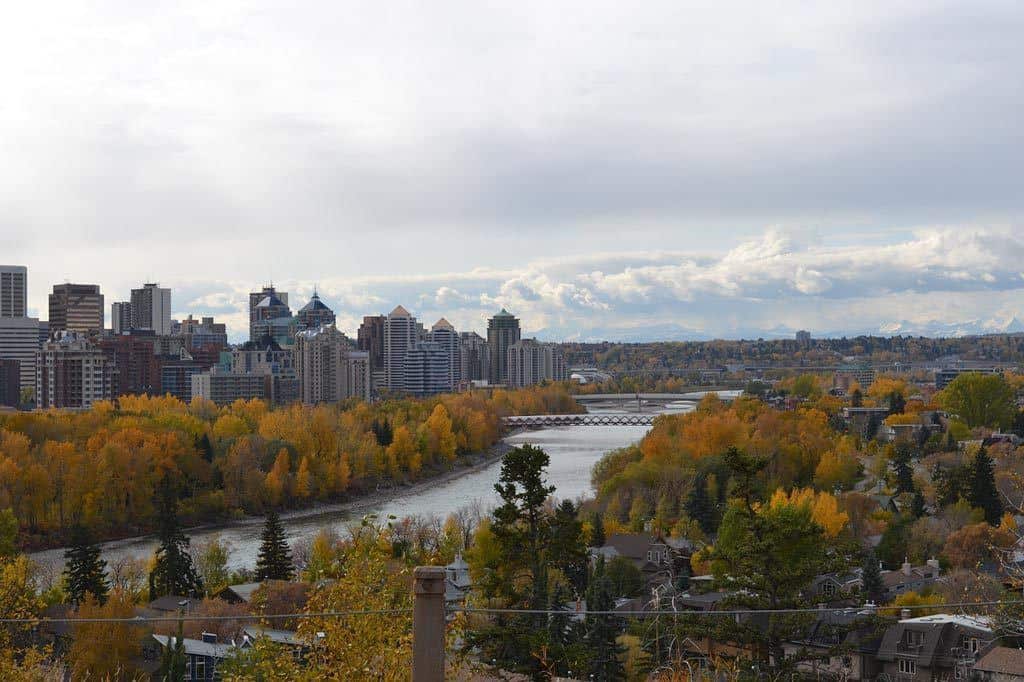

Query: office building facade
[0,317,40,391]
[48,283,104,333]
[248,286,289,341]
[111,301,132,333]
[295,324,368,404]
[0,359,20,408]
[0,266,27,318]
[357,315,386,371]
[295,292,335,331]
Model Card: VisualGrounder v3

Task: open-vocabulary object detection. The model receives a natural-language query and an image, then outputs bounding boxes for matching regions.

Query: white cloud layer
[1,2,1022,340]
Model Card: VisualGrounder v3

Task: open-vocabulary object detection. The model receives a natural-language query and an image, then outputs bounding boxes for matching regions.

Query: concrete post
[412,566,446,682]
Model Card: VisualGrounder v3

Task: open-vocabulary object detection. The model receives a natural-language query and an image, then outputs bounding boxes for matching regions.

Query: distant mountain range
[533,316,1024,344]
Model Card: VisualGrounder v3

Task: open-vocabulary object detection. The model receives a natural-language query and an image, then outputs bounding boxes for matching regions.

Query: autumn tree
[70,588,141,679]
[939,372,1016,429]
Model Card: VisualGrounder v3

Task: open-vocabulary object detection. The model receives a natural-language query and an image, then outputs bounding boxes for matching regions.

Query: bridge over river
[504,413,657,427]
[572,389,742,404]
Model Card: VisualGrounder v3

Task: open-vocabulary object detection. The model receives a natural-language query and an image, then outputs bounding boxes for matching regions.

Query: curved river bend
[30,400,700,573]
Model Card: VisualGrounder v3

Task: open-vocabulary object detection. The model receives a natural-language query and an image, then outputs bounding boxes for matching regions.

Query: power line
[12,608,412,625]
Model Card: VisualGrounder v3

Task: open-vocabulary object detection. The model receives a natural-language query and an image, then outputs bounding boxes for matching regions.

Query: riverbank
[27,434,520,565]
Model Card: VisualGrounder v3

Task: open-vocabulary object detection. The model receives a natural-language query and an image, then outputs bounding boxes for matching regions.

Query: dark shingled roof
[974,647,1024,676]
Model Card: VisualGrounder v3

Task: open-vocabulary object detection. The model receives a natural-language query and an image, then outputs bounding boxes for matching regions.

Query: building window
[899,659,917,675]
[822,581,836,597]
[195,659,206,679]
[904,630,924,647]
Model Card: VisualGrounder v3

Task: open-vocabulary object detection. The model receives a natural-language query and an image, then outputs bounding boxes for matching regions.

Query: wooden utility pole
[412,566,446,682]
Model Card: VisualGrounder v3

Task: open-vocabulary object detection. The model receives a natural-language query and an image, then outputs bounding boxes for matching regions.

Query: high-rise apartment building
[97,333,161,397]
[295,292,335,331]
[48,283,104,333]
[487,309,520,386]
[36,331,113,409]
[0,317,40,391]
[249,286,289,341]
[111,301,132,333]
[384,305,419,391]
[459,332,490,383]
[0,266,27,318]
[507,338,567,388]
[0,359,20,408]
[402,341,450,397]
[130,283,172,335]
[429,319,460,390]
[357,315,386,370]
[295,324,369,404]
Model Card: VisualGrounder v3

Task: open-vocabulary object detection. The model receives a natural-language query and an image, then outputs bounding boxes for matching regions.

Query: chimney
[201,632,217,644]
[926,557,940,574]
[902,557,912,576]
[901,608,912,620]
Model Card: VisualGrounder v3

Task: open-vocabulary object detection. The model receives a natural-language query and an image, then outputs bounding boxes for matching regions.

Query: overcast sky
[2,1,1022,341]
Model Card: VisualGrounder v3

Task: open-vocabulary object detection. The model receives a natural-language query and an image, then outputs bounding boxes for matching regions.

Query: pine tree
[585,573,626,681]
[970,447,1004,525]
[149,477,203,599]
[590,511,606,548]
[64,524,109,606]
[685,473,715,534]
[892,446,915,494]
[912,490,926,518]
[196,433,214,463]
[254,510,294,581]
[861,551,884,604]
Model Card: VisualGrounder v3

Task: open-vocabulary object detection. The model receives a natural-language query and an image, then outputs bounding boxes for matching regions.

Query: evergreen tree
[254,510,294,581]
[892,446,915,494]
[159,620,187,681]
[149,477,203,599]
[685,473,715,535]
[912,490,926,518]
[850,388,863,407]
[861,551,884,604]
[970,447,1003,525]
[590,511,606,548]
[549,500,588,594]
[585,574,626,681]
[371,419,393,447]
[888,391,906,415]
[196,433,214,463]
[64,524,109,606]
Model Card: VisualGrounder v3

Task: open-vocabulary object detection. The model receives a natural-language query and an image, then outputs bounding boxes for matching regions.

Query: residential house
[880,559,940,601]
[590,533,690,587]
[444,554,472,604]
[151,633,234,681]
[973,647,1024,682]
[240,625,308,662]
[781,608,885,681]
[214,582,262,605]
[876,614,993,680]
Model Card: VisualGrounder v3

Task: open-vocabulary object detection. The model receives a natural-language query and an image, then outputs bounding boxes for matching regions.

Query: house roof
[147,595,194,613]
[877,616,991,666]
[975,647,1024,676]
[242,625,303,647]
[152,634,236,659]
[220,582,262,603]
[602,533,659,560]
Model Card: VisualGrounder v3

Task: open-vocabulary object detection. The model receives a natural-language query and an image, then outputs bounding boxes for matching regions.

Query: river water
[30,399,705,574]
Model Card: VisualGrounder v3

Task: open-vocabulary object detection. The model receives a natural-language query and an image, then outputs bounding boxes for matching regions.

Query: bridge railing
[503,414,656,427]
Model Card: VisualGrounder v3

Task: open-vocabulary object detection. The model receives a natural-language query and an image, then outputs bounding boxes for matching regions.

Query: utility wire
[12,608,413,625]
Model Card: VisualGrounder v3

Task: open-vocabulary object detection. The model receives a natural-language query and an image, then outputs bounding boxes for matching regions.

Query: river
[29,399,707,574]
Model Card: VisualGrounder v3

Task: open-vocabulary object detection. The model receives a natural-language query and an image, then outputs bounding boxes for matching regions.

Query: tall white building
[294,324,370,404]
[130,283,172,335]
[403,341,450,397]
[429,318,460,390]
[507,339,567,388]
[384,305,419,392]
[0,317,40,391]
[0,266,27,318]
